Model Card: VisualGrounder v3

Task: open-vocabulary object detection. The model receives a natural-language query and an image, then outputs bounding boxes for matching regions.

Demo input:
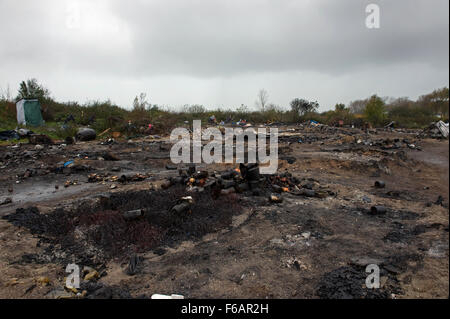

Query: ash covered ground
[0,124,448,299]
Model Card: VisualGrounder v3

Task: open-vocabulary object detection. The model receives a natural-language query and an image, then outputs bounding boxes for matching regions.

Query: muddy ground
[0,125,448,299]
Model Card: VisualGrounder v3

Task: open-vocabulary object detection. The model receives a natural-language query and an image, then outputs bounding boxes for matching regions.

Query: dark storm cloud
[108,0,449,76]
[0,0,448,109]
[1,0,447,77]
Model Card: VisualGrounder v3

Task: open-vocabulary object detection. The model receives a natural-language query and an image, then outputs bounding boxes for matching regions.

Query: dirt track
[0,125,448,299]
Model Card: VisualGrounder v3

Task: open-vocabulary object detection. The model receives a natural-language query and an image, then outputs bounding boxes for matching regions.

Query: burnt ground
[0,125,448,299]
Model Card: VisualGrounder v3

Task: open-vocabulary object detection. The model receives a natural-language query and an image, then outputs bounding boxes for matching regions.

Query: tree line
[1,79,448,133]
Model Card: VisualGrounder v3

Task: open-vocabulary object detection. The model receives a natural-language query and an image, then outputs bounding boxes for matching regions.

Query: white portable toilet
[16,99,44,126]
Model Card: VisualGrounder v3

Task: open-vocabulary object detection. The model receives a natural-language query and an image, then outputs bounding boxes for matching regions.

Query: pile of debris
[0,128,34,141]
[87,172,149,184]
[355,137,421,150]
[419,121,449,139]
[162,163,281,199]
[161,163,334,204]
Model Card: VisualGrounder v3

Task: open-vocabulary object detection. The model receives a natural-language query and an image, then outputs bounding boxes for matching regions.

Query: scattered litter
[76,128,96,141]
[370,206,387,215]
[151,294,184,299]
[83,267,100,281]
[123,209,143,220]
[0,197,12,206]
[375,180,385,188]
[420,121,449,139]
[269,194,283,203]
[63,160,74,167]
[0,130,20,141]
[28,134,53,145]
[36,276,50,286]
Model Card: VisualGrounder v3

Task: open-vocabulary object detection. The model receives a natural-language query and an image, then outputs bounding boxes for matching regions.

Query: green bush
[364,95,387,126]
[0,100,17,122]
[2,81,448,134]
[388,104,437,128]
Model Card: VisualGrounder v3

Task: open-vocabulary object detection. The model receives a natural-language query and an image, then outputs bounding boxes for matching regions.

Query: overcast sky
[0,0,448,111]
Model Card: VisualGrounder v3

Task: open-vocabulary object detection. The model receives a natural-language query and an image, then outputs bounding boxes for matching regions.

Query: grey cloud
[109,0,449,76]
[0,0,448,110]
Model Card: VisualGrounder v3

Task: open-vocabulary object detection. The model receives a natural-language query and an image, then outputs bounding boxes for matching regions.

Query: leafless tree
[256,89,269,112]
[0,84,13,102]
[348,99,369,114]
[133,92,149,111]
